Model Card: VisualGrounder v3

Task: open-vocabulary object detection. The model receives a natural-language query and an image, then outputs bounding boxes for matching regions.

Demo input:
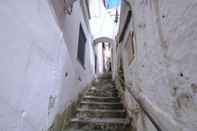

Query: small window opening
[77,24,87,68]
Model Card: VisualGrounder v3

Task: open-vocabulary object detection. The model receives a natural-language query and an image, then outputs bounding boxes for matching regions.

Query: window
[77,24,87,68]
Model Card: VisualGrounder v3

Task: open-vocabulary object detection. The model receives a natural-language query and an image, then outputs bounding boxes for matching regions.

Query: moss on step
[115,64,138,131]
[91,79,97,86]
[48,82,94,131]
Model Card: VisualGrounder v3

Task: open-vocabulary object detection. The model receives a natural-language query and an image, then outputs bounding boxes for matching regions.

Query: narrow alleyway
[1,0,197,131]
[64,73,131,131]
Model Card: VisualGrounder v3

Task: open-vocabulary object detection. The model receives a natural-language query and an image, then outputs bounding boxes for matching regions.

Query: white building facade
[0,0,95,131]
[114,0,197,131]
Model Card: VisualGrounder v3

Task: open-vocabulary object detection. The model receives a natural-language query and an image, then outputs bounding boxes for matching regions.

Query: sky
[104,0,121,9]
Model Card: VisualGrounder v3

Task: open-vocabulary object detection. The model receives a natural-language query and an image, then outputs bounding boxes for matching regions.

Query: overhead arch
[93,36,115,77]
[93,37,115,46]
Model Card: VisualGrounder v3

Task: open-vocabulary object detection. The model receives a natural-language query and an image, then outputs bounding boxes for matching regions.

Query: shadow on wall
[48,0,66,31]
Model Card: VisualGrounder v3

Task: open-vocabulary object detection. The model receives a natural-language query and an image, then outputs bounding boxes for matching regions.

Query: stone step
[89,87,116,91]
[86,91,118,97]
[64,76,131,131]
[91,81,114,87]
[64,129,104,131]
[97,73,112,79]
[96,81,114,86]
[89,85,115,89]
[76,108,126,118]
[64,129,109,131]
[88,89,116,93]
[80,101,123,110]
[83,96,120,102]
[87,90,117,95]
[64,129,124,131]
[97,77,112,80]
[70,117,130,130]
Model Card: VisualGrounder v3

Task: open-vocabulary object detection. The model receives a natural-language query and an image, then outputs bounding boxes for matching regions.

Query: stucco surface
[117,0,197,131]
[89,0,119,39]
[0,0,94,131]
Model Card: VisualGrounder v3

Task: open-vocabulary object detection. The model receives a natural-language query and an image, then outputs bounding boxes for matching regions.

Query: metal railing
[125,83,187,131]
[125,85,162,131]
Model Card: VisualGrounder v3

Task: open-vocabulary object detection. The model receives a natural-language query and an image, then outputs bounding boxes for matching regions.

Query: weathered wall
[117,0,197,131]
[62,1,95,82]
[0,0,95,131]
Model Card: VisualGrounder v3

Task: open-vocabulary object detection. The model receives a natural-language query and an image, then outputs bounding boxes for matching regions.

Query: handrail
[125,83,188,131]
[125,85,162,131]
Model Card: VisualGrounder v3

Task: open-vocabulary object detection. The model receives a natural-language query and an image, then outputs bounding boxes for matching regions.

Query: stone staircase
[64,73,131,131]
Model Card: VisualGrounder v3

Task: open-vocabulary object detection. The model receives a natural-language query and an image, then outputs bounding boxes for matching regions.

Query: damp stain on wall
[191,83,197,93]
[48,95,57,115]
[176,93,194,112]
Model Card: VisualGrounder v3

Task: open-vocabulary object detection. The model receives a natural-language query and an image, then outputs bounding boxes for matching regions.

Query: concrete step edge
[71,117,129,125]
[80,101,122,105]
[83,96,119,99]
[77,108,125,113]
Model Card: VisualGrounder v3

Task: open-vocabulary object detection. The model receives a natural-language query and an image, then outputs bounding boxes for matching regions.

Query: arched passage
[93,37,115,46]
[93,37,115,75]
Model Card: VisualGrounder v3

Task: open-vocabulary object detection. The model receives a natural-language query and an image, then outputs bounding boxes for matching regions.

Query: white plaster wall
[89,0,118,39]
[49,0,96,128]
[117,0,197,131]
[97,43,104,74]
[63,1,95,82]
[0,0,95,131]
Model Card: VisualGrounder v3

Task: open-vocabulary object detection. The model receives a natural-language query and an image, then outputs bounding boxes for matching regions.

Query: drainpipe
[122,0,132,9]
[118,0,132,43]
[119,10,132,43]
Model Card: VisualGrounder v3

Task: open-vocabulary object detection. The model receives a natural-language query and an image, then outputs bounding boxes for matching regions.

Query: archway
[93,37,114,46]
[93,37,115,75]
